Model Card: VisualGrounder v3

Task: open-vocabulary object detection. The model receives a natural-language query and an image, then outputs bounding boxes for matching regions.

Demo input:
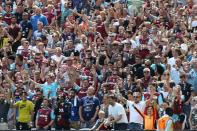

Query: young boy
[90,110,108,130]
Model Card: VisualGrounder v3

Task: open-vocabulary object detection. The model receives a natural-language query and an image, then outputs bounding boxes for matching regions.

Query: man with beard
[0,92,10,130]
[54,95,71,130]
[35,99,54,130]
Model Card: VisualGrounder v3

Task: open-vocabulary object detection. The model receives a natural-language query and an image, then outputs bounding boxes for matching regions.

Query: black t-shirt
[132,64,144,79]
[15,12,23,24]
[33,98,43,122]
[179,82,192,103]
[20,20,33,38]
[0,101,10,122]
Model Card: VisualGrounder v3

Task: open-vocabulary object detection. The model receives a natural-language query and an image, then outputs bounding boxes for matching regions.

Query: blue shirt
[33,29,47,40]
[70,98,80,121]
[20,20,33,38]
[79,96,100,121]
[40,82,58,99]
[187,69,197,93]
[30,14,48,31]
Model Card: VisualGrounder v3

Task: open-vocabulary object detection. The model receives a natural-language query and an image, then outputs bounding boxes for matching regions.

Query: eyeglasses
[144,71,150,73]
[164,73,169,76]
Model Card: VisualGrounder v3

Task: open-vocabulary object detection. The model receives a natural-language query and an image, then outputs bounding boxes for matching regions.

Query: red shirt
[115,34,126,42]
[173,97,183,114]
[8,24,21,39]
[78,88,87,99]
[43,12,55,25]
[3,13,12,25]
[96,22,108,38]
[37,108,52,127]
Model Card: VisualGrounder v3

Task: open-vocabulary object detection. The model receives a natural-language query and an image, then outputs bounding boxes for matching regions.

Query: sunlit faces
[133,92,141,103]
[147,106,154,116]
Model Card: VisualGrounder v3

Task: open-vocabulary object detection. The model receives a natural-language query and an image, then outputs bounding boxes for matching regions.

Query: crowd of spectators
[0,0,197,130]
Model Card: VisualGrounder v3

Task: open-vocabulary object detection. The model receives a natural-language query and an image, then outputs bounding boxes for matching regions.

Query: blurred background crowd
[0,0,197,130]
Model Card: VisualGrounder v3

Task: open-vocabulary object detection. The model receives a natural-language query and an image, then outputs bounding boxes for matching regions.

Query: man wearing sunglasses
[121,89,151,130]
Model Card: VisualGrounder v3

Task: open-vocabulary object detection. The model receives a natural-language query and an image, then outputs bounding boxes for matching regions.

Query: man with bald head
[30,7,48,32]
[79,86,100,129]
[96,15,108,38]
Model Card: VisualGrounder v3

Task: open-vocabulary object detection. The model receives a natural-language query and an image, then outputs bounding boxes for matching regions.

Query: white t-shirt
[75,43,84,52]
[16,45,32,54]
[108,102,128,124]
[167,57,176,67]
[127,101,146,124]
[51,55,65,63]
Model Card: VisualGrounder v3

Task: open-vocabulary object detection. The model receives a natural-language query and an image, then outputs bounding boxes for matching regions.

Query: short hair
[180,73,186,78]
[143,68,150,73]
[108,93,117,100]
[37,21,43,26]
[127,90,133,95]
[165,107,173,117]
[98,110,105,115]
[11,15,17,19]
[56,47,62,52]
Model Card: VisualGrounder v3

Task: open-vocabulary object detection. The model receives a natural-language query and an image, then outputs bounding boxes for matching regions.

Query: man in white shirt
[122,90,150,130]
[16,40,32,55]
[51,47,65,64]
[106,94,128,130]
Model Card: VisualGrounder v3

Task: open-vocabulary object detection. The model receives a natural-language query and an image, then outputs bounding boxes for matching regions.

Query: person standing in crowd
[54,95,71,130]
[69,89,80,129]
[35,98,54,130]
[189,96,197,130]
[188,59,197,95]
[33,90,43,128]
[79,86,100,129]
[121,90,151,130]
[12,91,34,130]
[0,92,10,130]
[20,12,33,41]
[157,107,174,131]
[30,7,48,32]
[178,73,193,129]
[7,15,22,52]
[105,94,128,130]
